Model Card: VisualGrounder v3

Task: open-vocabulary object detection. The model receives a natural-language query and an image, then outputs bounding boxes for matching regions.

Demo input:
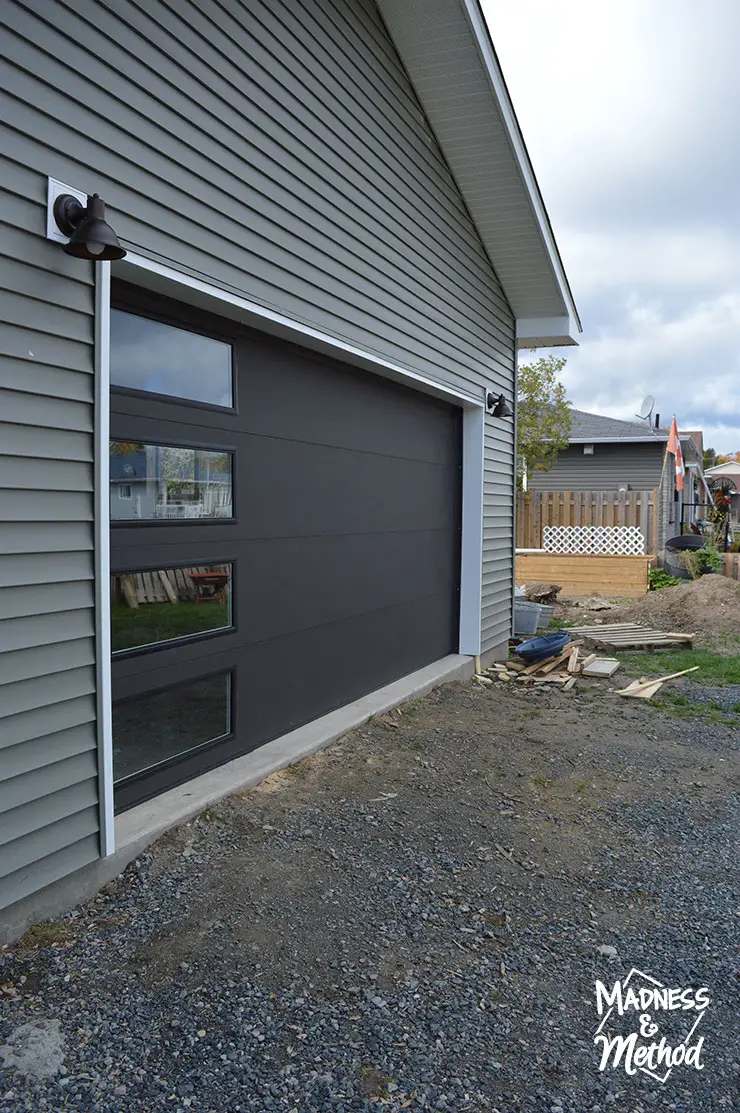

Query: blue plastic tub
[515,631,571,663]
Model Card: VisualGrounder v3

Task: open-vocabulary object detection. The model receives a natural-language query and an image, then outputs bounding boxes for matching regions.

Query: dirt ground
[1,668,738,1112]
[554,574,740,645]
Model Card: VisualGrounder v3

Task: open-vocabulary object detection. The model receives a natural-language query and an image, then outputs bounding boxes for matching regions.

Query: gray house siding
[0,193,101,908]
[528,443,666,493]
[0,0,517,910]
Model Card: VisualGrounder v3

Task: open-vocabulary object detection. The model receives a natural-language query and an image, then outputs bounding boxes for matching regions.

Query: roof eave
[376,0,581,345]
[568,436,668,445]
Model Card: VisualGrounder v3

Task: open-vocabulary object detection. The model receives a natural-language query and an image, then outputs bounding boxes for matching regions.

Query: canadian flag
[667,416,685,492]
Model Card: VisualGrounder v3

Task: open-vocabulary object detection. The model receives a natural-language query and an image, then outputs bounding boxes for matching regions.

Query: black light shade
[54,193,126,261]
[487,392,512,418]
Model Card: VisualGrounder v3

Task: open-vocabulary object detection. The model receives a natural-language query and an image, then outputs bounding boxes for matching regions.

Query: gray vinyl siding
[528,443,666,493]
[0,200,100,909]
[1,0,516,637]
[0,0,517,908]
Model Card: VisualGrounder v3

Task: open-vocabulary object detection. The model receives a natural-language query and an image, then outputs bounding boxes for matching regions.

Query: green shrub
[696,543,724,574]
[681,543,723,579]
[648,567,681,590]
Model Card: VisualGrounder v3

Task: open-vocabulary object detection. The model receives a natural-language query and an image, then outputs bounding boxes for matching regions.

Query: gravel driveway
[1,674,738,1112]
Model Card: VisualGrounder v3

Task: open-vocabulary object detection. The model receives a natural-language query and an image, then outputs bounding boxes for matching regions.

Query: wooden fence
[516,489,658,554]
[722,553,740,580]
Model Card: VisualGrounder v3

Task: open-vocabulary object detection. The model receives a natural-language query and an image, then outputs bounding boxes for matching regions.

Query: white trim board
[113,253,484,410]
[94,262,115,857]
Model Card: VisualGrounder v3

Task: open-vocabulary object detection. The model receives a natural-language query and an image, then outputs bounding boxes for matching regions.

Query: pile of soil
[611,574,740,638]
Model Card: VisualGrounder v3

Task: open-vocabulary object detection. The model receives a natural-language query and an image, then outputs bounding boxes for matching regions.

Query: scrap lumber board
[617,665,699,698]
[567,623,693,651]
[582,657,620,678]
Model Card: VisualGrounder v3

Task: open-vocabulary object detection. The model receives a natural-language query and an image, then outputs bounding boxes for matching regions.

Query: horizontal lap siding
[2,0,515,662]
[528,444,665,492]
[0,167,99,909]
[1,0,516,908]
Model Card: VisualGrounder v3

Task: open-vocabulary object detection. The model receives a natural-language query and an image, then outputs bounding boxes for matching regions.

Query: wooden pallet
[567,622,693,651]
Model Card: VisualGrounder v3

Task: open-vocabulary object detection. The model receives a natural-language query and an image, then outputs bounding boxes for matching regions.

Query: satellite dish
[636,394,655,422]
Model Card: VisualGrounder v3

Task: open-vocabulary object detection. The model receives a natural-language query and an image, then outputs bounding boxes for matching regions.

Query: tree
[516,355,571,488]
[703,447,717,470]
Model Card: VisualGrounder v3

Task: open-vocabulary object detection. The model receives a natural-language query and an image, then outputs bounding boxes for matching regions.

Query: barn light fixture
[486,392,512,418]
[53,192,127,261]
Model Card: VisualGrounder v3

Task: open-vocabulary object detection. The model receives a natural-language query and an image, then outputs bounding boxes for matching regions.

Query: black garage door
[109,283,461,810]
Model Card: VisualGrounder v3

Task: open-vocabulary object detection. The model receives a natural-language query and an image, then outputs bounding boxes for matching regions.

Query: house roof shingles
[568,409,667,442]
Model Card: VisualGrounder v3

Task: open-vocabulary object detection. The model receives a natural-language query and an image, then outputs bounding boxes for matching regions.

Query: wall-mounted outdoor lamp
[486,391,512,418]
[52,192,126,261]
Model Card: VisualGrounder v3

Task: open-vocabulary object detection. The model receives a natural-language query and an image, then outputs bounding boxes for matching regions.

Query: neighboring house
[0,0,580,932]
[704,461,740,531]
[527,409,705,551]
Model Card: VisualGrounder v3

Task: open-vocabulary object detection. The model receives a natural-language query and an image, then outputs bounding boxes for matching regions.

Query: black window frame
[109,437,237,527]
[112,668,235,810]
[111,559,236,660]
[109,303,237,413]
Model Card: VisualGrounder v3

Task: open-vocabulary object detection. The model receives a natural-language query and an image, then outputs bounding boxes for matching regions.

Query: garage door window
[113,673,232,784]
[110,309,233,407]
[111,564,232,653]
[110,441,233,520]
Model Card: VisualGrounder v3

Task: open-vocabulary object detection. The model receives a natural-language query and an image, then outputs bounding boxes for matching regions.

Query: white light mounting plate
[46,177,86,244]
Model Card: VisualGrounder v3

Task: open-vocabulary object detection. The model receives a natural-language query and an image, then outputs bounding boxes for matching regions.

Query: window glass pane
[110,309,233,407]
[113,674,231,783]
[111,564,232,653]
[110,441,233,520]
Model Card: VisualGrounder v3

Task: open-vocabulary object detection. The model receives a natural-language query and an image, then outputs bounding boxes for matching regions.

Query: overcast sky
[482,0,740,453]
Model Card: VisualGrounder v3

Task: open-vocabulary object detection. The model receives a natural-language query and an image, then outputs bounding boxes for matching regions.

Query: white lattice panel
[543,526,645,555]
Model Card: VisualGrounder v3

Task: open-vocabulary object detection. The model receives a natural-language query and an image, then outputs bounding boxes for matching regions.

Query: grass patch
[111,599,229,652]
[548,618,575,629]
[621,648,740,686]
[652,692,740,726]
[19,919,73,951]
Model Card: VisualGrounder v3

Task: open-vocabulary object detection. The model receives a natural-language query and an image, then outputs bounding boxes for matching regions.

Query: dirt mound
[612,575,740,638]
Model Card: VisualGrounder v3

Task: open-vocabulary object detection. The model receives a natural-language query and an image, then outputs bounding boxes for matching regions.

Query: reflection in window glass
[113,674,231,783]
[111,564,232,653]
[110,441,233,520]
[110,309,233,407]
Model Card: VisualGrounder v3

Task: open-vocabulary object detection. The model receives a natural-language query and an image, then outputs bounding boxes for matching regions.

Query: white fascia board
[461,0,582,335]
[516,316,580,348]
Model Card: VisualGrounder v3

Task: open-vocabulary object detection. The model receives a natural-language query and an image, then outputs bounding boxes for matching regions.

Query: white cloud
[558,293,740,451]
[484,0,740,453]
[561,227,740,298]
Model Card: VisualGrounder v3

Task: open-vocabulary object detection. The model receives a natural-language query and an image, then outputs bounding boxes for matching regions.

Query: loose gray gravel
[1,676,738,1113]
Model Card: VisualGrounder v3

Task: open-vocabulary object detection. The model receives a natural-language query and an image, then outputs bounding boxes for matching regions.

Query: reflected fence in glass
[110,441,233,520]
[111,563,232,653]
[112,673,231,784]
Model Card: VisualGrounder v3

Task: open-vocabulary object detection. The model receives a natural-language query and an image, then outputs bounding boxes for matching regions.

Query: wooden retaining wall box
[515,551,654,598]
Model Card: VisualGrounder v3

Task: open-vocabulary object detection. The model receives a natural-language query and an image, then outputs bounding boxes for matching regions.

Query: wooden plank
[617,666,699,697]
[618,678,664,699]
[158,569,178,604]
[120,574,138,609]
[537,648,574,675]
[142,571,155,603]
[582,658,620,678]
